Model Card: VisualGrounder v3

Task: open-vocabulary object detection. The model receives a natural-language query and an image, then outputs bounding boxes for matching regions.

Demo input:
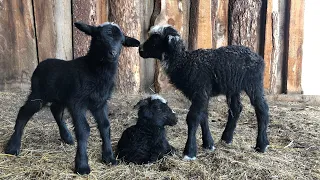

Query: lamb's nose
[109,50,117,57]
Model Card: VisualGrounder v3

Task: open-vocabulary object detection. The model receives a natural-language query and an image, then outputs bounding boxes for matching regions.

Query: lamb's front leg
[90,103,117,165]
[69,107,90,175]
[183,97,210,160]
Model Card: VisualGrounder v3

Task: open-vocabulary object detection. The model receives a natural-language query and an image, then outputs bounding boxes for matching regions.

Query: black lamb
[116,94,177,164]
[139,25,270,160]
[4,22,140,174]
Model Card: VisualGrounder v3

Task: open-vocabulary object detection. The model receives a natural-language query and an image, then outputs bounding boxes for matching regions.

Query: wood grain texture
[72,0,107,58]
[33,0,72,61]
[109,0,141,94]
[139,0,155,93]
[286,0,304,94]
[189,0,212,50]
[212,0,229,48]
[196,0,213,49]
[263,0,287,94]
[228,0,262,52]
[0,0,37,90]
[152,0,190,93]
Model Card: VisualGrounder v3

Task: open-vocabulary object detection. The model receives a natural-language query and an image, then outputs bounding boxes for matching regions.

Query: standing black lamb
[116,94,177,164]
[4,22,140,174]
[139,25,270,160]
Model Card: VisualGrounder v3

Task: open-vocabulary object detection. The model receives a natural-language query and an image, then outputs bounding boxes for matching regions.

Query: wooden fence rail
[0,0,304,94]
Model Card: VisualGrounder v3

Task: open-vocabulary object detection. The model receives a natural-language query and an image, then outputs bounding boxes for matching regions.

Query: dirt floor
[0,91,319,180]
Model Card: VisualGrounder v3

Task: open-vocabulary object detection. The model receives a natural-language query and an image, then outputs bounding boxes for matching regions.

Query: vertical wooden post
[0,0,37,90]
[140,0,156,92]
[228,0,262,52]
[109,0,141,94]
[189,0,212,50]
[72,0,107,58]
[286,0,304,94]
[263,0,287,94]
[212,0,229,49]
[33,0,72,61]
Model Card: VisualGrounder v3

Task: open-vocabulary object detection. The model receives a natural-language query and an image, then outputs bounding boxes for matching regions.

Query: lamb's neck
[136,121,165,133]
[85,54,118,75]
[161,50,185,73]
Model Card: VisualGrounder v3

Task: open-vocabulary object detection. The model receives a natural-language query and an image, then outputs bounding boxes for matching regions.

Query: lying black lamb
[116,94,177,164]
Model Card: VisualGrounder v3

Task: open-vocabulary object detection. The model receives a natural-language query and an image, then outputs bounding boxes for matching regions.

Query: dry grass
[0,91,319,180]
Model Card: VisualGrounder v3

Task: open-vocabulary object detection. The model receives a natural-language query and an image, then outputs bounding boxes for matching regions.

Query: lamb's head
[139,25,184,60]
[75,22,140,62]
[134,94,177,127]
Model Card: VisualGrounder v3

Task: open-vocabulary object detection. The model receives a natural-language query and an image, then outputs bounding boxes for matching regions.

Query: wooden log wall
[33,0,73,61]
[0,0,37,91]
[0,0,306,95]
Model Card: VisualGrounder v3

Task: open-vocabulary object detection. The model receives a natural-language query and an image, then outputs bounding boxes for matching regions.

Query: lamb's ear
[74,22,95,36]
[123,36,140,47]
[133,99,148,109]
[166,35,181,52]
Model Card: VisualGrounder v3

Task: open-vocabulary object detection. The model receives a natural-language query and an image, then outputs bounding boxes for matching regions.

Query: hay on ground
[0,91,319,180]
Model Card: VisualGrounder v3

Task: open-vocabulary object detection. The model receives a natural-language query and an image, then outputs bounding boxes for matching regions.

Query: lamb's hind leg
[5,94,45,155]
[221,93,243,144]
[246,88,270,153]
[50,103,74,145]
[200,110,215,151]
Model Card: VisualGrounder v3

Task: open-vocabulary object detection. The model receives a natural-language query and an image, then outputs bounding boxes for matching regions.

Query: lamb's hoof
[183,155,197,161]
[61,135,74,145]
[5,141,21,156]
[75,165,91,175]
[202,144,215,152]
[254,145,269,153]
[102,156,118,165]
[220,140,232,146]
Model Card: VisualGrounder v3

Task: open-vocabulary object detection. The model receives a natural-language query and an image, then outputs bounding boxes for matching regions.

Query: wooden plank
[72,0,107,58]
[0,0,37,91]
[212,0,229,48]
[286,0,304,94]
[139,0,156,93]
[152,0,190,93]
[33,0,72,61]
[196,0,212,49]
[263,0,287,94]
[109,0,141,94]
[189,0,212,50]
[228,0,262,52]
[263,0,273,92]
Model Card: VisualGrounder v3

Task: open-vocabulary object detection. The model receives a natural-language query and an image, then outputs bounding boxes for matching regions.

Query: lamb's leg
[5,96,44,155]
[90,104,117,165]
[246,89,270,153]
[50,103,74,145]
[221,93,243,144]
[200,111,215,150]
[70,107,91,175]
[183,97,209,160]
